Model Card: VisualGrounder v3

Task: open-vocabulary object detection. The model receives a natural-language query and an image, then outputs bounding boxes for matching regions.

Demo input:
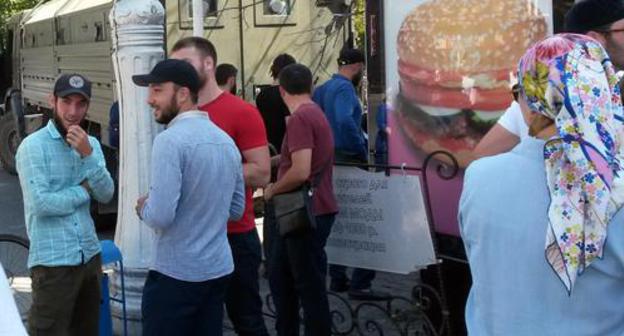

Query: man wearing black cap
[565,0,624,70]
[312,49,390,301]
[313,48,368,163]
[132,59,245,335]
[15,73,115,335]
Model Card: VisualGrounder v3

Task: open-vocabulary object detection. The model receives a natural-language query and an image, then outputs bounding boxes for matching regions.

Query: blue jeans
[226,229,269,336]
[142,271,228,336]
[267,204,333,336]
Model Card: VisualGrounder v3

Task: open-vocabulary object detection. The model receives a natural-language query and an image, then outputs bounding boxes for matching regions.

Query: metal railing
[257,150,461,336]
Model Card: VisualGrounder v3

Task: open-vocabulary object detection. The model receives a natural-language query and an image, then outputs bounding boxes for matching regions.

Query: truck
[0,0,351,176]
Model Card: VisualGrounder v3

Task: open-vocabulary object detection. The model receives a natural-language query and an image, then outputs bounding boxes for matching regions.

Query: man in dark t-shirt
[256,54,297,261]
[255,54,296,154]
[264,64,337,336]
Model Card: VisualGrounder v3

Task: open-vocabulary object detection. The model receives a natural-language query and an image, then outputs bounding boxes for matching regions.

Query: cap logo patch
[69,76,84,88]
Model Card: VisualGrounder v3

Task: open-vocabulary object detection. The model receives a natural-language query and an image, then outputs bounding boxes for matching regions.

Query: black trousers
[267,209,334,336]
[226,229,269,336]
[142,270,229,336]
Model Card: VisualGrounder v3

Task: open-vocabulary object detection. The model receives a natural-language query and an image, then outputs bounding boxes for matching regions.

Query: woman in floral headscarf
[459,34,624,336]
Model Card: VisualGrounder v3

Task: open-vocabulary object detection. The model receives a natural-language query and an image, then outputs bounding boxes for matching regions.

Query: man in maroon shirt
[170,37,270,336]
[264,63,337,336]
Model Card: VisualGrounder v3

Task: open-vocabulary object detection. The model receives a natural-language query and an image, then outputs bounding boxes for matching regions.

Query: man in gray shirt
[133,59,245,335]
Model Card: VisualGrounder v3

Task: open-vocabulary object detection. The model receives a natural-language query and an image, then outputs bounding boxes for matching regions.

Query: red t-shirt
[278,103,338,215]
[200,92,268,233]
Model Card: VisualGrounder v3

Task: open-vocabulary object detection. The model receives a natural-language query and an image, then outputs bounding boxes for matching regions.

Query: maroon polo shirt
[277,102,338,215]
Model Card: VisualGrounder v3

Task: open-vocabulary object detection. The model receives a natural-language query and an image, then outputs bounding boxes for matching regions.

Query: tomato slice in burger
[400,79,513,111]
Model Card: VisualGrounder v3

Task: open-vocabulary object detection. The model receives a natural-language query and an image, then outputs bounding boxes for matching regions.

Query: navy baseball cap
[54,73,92,99]
[132,59,200,94]
[565,0,624,33]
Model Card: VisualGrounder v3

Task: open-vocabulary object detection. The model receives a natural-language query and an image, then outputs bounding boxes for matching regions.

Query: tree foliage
[352,0,365,49]
[0,0,40,53]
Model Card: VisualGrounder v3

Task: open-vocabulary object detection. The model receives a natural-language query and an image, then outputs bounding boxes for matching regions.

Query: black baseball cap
[338,48,365,66]
[54,73,92,99]
[565,0,624,33]
[132,59,200,94]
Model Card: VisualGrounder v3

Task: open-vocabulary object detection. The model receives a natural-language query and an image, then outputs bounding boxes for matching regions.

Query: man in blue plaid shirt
[16,73,114,335]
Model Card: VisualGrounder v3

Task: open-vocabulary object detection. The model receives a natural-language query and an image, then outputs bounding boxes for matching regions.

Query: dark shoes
[330,279,391,301]
[329,280,350,293]
[347,288,392,301]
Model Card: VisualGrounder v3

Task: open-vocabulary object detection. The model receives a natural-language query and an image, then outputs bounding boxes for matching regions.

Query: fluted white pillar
[192,0,204,37]
[109,1,165,334]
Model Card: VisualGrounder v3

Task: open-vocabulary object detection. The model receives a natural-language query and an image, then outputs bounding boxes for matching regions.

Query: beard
[230,85,237,95]
[352,71,363,89]
[154,94,180,125]
[52,108,86,141]
[53,112,69,139]
[198,63,208,88]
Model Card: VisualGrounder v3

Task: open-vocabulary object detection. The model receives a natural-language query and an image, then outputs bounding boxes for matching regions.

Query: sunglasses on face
[598,28,624,35]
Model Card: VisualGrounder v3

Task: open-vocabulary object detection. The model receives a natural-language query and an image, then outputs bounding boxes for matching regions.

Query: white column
[109,0,164,334]
[192,0,204,37]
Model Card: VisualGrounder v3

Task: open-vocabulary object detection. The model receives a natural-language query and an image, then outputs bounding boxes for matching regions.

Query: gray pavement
[0,167,25,238]
[1,164,428,335]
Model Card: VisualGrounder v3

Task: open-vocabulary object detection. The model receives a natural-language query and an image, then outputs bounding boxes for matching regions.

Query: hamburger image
[395,0,547,167]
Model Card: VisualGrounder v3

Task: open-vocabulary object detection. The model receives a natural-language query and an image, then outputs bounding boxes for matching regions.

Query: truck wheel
[0,114,20,175]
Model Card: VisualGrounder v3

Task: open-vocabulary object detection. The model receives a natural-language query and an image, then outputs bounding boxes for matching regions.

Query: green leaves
[0,0,39,52]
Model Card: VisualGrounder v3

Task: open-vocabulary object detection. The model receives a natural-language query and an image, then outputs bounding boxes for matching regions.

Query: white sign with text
[326,166,436,274]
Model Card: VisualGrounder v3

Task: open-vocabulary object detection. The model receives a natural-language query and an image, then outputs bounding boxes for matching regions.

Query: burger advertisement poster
[385,0,553,236]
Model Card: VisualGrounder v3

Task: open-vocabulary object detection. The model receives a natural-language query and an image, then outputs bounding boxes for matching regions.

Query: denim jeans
[226,229,269,336]
[267,203,333,336]
[142,271,228,336]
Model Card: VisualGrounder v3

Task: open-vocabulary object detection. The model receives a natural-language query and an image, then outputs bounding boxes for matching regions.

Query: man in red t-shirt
[264,63,337,336]
[171,37,270,336]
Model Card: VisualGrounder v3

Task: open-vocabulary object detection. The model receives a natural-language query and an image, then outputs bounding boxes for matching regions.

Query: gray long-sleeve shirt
[141,111,245,282]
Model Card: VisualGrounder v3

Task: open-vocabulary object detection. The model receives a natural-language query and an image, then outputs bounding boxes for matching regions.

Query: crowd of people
[6,0,624,335]
[12,31,375,334]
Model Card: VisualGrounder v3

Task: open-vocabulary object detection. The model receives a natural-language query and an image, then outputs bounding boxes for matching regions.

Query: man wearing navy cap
[16,73,115,335]
[133,59,245,335]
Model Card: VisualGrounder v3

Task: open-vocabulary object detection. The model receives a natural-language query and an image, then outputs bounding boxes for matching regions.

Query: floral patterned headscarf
[518,34,624,293]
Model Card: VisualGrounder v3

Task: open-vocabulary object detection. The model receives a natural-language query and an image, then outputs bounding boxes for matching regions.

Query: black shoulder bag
[272,166,326,237]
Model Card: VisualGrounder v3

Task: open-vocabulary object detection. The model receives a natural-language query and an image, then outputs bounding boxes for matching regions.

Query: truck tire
[0,114,19,175]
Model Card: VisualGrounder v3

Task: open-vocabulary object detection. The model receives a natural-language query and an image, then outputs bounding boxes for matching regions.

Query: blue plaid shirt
[16,121,114,268]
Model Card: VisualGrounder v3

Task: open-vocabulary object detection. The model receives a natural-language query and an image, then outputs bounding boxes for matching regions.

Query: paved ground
[0,168,25,237]
[0,165,431,335]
